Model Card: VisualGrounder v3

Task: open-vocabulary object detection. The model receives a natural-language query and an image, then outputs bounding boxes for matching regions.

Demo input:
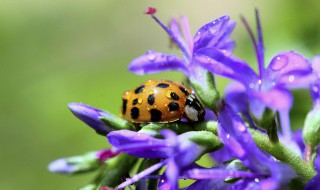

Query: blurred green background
[1,0,320,189]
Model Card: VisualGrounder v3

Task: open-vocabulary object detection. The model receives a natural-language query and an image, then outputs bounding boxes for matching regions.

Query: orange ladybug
[121,80,205,123]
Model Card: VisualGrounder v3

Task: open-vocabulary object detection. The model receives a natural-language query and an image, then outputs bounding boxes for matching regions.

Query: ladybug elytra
[120,80,205,123]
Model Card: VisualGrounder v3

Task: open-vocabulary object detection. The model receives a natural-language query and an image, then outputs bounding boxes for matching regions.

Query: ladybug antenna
[144,7,191,60]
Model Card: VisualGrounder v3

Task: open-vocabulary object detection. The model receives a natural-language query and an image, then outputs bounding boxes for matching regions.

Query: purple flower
[98,129,220,190]
[129,9,235,86]
[215,104,295,189]
[194,10,315,139]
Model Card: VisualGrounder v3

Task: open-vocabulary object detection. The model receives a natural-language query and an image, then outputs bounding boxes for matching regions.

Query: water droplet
[167,54,175,62]
[258,79,262,85]
[212,21,216,24]
[147,53,156,61]
[270,55,288,71]
[193,169,199,175]
[254,178,260,182]
[288,75,295,82]
[237,124,246,132]
[161,180,165,183]
[226,134,230,139]
[194,32,201,42]
[313,86,319,92]
[249,83,254,89]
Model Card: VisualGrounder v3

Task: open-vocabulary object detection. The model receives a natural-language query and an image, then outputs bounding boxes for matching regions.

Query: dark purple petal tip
[68,103,112,135]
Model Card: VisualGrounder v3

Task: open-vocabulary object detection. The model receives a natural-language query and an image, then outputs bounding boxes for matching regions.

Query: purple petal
[250,87,293,112]
[264,51,314,88]
[68,103,113,135]
[312,56,320,76]
[304,173,320,190]
[129,51,189,75]
[169,17,191,56]
[182,168,260,180]
[193,16,234,52]
[210,146,234,163]
[158,159,179,190]
[107,130,170,158]
[215,21,236,52]
[185,178,230,190]
[225,82,249,113]
[180,16,193,52]
[194,47,259,86]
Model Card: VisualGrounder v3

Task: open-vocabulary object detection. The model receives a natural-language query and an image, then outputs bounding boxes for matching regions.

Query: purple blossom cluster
[49,7,320,190]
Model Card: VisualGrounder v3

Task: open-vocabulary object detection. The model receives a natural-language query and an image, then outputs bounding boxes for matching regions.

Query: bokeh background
[1,0,320,189]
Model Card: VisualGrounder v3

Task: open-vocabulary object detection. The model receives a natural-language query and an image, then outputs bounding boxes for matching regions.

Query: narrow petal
[129,51,189,75]
[194,47,259,86]
[107,130,170,158]
[193,16,233,52]
[68,103,113,135]
[264,51,314,88]
[182,168,260,179]
[185,178,230,190]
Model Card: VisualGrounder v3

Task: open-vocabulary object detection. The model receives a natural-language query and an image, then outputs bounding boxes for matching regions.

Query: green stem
[249,129,316,183]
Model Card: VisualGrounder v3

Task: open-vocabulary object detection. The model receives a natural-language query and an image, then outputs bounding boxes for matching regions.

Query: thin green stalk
[249,129,316,183]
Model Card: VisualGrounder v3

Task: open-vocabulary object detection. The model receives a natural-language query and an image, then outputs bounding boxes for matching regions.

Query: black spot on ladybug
[170,92,179,100]
[147,94,155,105]
[135,85,145,94]
[122,99,127,115]
[156,83,169,88]
[132,98,138,105]
[179,86,189,95]
[168,102,179,111]
[131,107,139,119]
[150,109,162,122]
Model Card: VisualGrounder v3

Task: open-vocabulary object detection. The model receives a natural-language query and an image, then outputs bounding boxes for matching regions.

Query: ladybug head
[184,94,205,122]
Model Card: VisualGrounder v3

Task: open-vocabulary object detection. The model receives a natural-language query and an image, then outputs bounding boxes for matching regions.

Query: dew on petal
[270,55,288,71]
[254,178,260,182]
[226,134,230,139]
[249,83,255,89]
[146,50,157,61]
[288,75,295,82]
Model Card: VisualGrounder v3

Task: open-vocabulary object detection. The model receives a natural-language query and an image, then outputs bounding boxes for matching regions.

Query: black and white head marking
[184,94,205,122]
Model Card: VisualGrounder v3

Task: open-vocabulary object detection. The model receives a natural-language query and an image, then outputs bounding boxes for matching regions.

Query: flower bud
[303,108,320,148]
[48,151,100,174]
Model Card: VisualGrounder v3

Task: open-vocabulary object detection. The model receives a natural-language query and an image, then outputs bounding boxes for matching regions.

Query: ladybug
[120,79,205,123]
